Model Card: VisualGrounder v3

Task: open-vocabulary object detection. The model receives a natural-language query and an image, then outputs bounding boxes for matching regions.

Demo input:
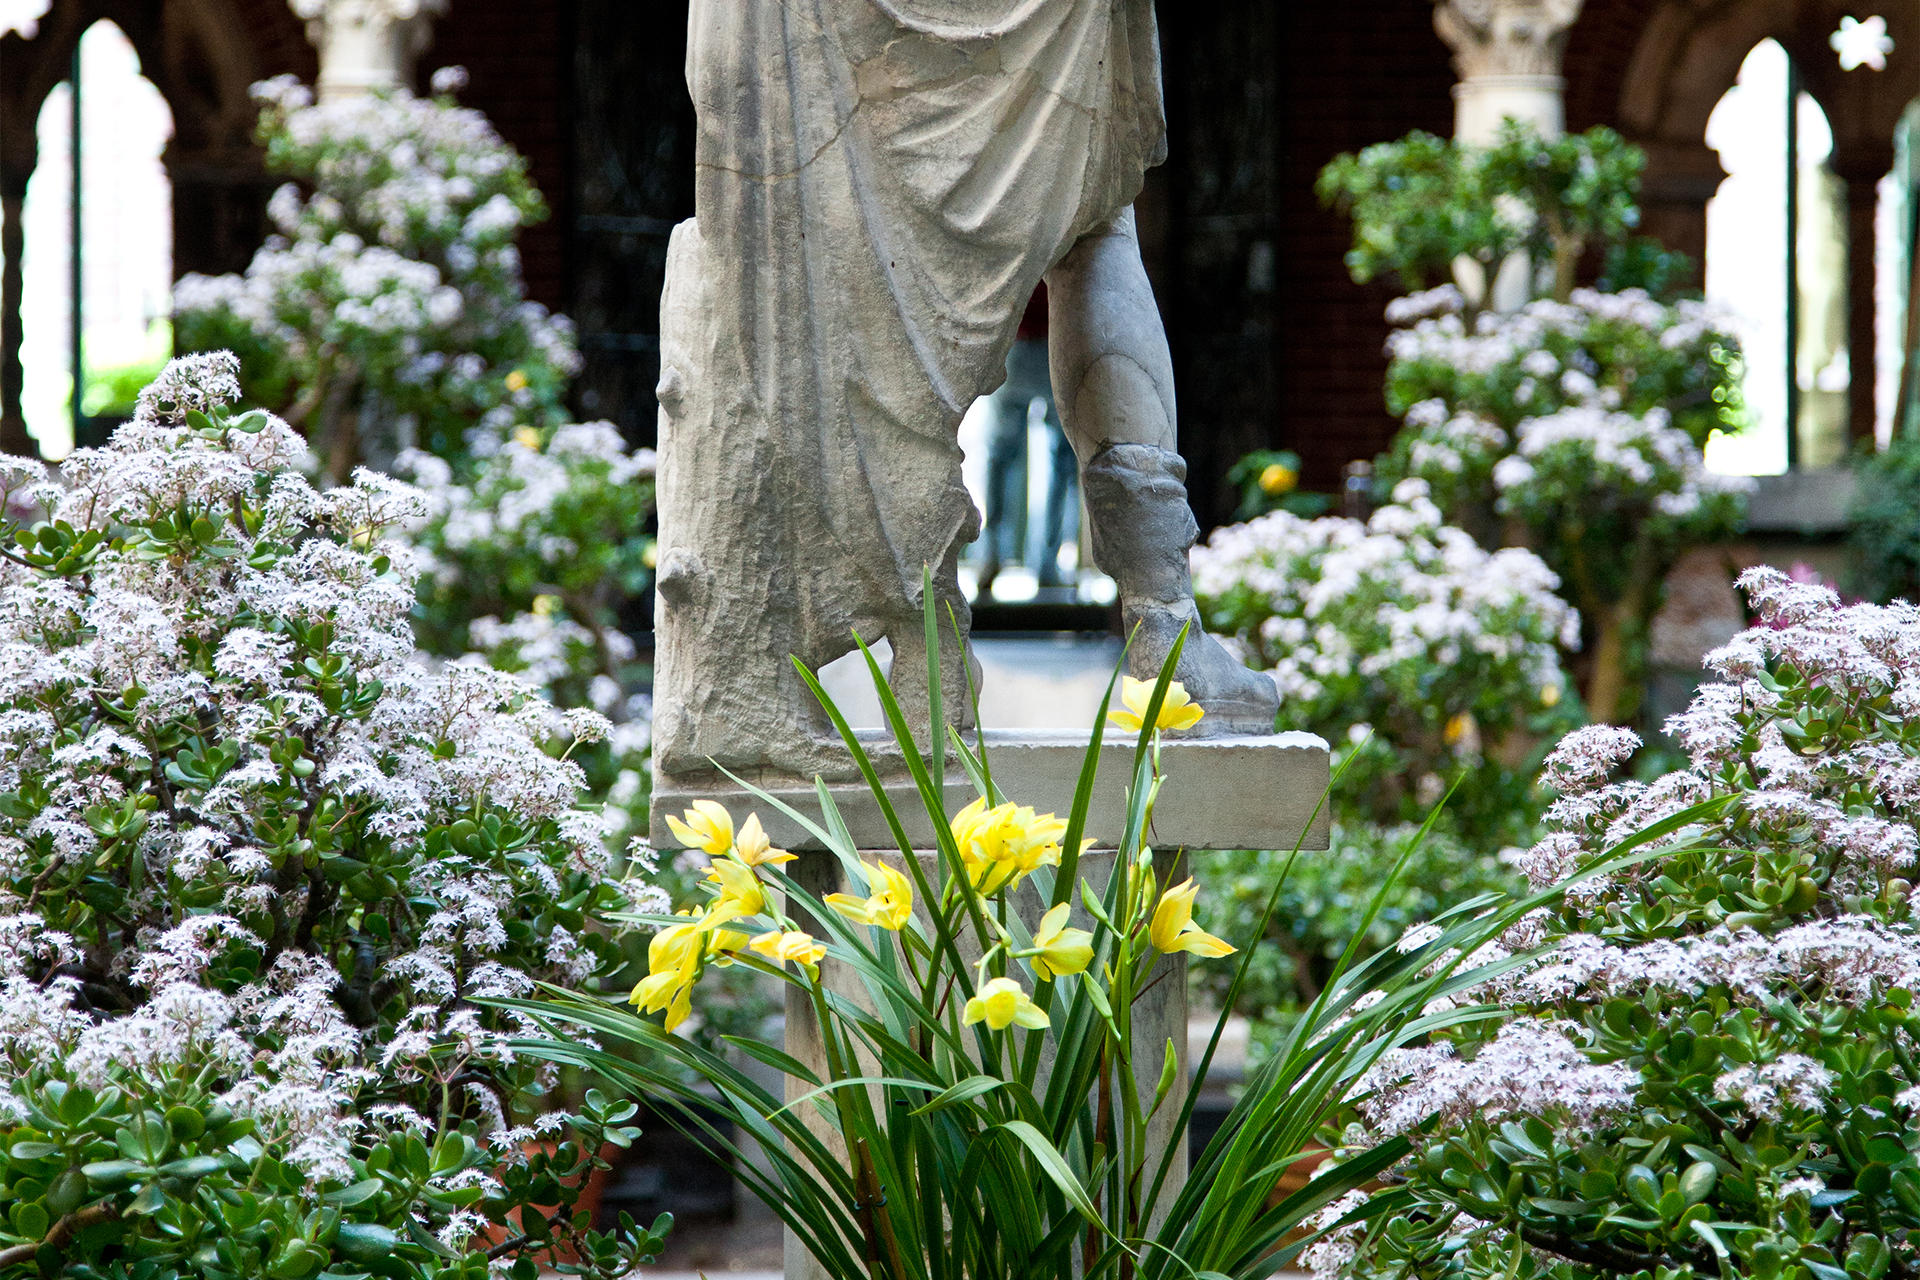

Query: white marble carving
[653,0,1278,787]
[1434,0,1583,142]
[289,0,446,101]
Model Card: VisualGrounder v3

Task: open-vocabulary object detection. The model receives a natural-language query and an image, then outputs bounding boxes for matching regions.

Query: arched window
[19,20,172,457]
[1705,39,1852,474]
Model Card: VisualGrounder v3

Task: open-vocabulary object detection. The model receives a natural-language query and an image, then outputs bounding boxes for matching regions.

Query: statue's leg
[1045,208,1279,733]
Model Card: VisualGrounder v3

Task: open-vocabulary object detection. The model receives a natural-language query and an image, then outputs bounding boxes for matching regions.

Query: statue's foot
[1127,602,1279,735]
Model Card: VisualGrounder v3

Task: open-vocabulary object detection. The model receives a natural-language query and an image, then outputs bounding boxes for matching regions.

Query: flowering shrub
[1376,287,1748,724]
[1192,479,1579,841]
[1325,120,1749,726]
[1336,566,1920,1280]
[400,423,655,661]
[0,356,663,1278]
[174,71,579,477]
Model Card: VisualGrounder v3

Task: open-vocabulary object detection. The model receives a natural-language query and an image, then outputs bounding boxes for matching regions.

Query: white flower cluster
[404,422,655,570]
[174,75,579,457]
[1300,1189,1372,1280]
[1537,568,1920,873]
[398,420,658,862]
[1494,403,1752,526]
[1356,1019,1640,1141]
[1503,917,1920,1008]
[1192,478,1575,723]
[1386,287,1733,408]
[1712,1054,1835,1122]
[0,354,635,1184]
[1382,286,1746,546]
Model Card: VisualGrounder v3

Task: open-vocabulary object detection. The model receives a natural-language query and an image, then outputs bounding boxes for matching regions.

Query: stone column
[288,0,445,102]
[1433,0,1584,145]
[0,165,30,457]
[1433,0,1584,308]
[1834,142,1892,446]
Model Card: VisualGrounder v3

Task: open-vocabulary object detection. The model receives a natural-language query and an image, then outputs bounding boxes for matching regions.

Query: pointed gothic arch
[1587,0,1920,449]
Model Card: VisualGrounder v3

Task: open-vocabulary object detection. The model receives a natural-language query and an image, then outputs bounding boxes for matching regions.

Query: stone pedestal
[653,730,1330,1280]
[650,729,1330,854]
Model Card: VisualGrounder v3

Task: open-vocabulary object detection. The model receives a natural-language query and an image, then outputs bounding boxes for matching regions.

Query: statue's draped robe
[654,0,1165,776]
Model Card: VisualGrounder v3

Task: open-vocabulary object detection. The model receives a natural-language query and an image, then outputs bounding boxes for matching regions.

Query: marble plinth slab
[651,730,1331,852]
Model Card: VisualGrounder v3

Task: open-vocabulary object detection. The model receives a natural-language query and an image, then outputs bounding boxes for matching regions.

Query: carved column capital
[1434,0,1583,142]
[287,0,447,100]
[1433,0,1584,81]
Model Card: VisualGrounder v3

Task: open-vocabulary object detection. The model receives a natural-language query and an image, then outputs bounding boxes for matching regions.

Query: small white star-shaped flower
[1832,14,1895,72]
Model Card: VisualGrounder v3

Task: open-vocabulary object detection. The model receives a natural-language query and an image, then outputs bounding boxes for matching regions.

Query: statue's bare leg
[1045,208,1280,733]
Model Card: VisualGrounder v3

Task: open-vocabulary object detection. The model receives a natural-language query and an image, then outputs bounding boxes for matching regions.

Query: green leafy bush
[1332,566,1920,1280]
[1192,823,1521,1044]
[1318,124,1645,307]
[0,355,663,1278]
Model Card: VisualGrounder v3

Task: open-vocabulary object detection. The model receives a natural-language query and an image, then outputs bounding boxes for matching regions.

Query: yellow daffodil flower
[511,424,541,450]
[705,856,766,923]
[732,813,796,867]
[1149,877,1236,958]
[1540,682,1562,709]
[708,924,751,963]
[750,929,827,971]
[825,859,914,931]
[531,593,561,618]
[630,916,706,1030]
[505,369,530,392]
[1443,712,1476,747]
[666,800,734,856]
[950,796,1070,894]
[1108,677,1206,734]
[1028,903,1094,980]
[1257,462,1298,495]
[962,976,1049,1031]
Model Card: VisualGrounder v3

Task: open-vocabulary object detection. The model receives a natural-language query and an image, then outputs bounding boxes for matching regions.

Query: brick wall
[422,0,572,311]
[1267,1,1455,496]
[1564,0,1662,133]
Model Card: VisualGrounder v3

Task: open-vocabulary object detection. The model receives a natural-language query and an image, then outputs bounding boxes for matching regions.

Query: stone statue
[652,0,1279,785]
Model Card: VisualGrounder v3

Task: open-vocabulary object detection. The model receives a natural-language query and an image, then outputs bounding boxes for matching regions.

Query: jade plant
[0,355,665,1279]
